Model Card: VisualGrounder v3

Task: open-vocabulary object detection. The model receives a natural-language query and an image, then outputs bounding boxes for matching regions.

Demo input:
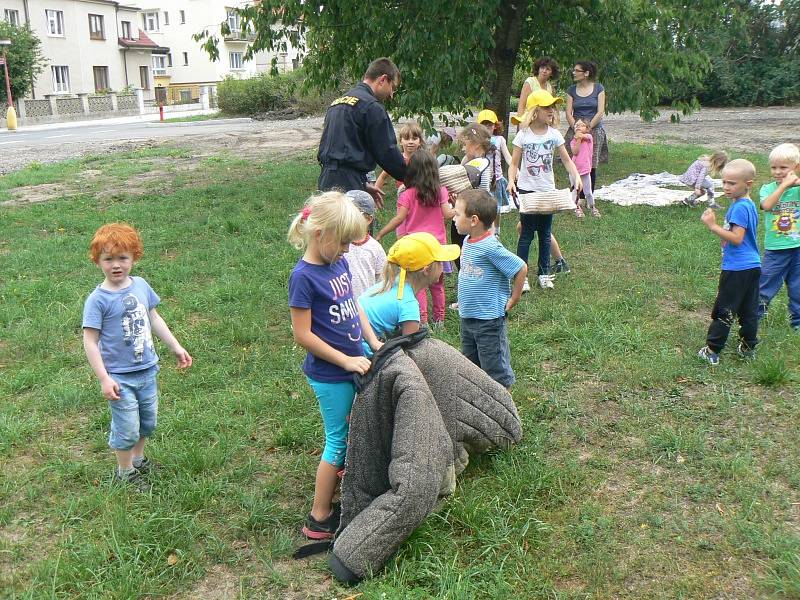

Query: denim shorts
[108,365,159,450]
[460,316,515,387]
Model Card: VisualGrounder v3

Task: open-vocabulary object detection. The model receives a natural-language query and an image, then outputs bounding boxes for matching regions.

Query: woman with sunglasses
[565,60,609,202]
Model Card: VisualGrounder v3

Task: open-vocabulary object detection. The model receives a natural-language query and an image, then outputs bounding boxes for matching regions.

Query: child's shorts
[107,364,160,450]
[494,177,510,209]
[306,376,357,467]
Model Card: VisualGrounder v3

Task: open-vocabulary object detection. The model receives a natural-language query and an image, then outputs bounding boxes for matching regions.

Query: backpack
[439,151,496,195]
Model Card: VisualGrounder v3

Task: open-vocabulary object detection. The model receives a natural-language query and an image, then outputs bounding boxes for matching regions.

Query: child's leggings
[306,377,356,467]
[416,274,446,323]
[570,173,594,207]
[516,211,553,276]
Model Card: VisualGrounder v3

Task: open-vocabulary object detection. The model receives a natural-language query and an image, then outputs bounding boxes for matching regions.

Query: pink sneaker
[575,206,585,218]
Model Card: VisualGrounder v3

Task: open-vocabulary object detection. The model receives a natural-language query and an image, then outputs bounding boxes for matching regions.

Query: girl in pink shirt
[570,119,599,217]
[376,150,455,325]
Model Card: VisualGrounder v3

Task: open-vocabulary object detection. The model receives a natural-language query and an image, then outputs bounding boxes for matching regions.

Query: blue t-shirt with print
[458,234,526,320]
[288,258,364,383]
[357,278,420,355]
[82,276,160,374]
[721,197,761,271]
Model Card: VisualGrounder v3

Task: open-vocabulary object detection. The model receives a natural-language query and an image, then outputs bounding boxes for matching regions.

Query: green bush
[217,69,342,116]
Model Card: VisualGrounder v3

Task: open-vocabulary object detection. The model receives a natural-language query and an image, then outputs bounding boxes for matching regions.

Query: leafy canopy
[196,0,728,122]
[0,22,46,104]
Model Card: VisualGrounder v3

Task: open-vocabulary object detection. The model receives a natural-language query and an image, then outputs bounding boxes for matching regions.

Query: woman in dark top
[564,60,609,197]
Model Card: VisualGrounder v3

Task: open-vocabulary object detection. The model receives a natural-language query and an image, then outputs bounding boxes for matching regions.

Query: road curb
[147,118,253,127]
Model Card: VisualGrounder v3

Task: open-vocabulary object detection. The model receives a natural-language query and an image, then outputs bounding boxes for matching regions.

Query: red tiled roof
[118,29,159,49]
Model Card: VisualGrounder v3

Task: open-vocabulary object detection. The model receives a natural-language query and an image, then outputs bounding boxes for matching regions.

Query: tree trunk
[489,2,526,126]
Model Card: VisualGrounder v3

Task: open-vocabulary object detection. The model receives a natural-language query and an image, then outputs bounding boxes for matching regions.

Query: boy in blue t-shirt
[698,159,761,365]
[453,189,528,387]
[83,223,193,490]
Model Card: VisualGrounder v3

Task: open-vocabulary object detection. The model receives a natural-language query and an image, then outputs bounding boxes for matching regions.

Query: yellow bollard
[6,105,17,130]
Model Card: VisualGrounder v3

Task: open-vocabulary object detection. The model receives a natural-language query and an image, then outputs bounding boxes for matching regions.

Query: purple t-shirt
[288,258,364,383]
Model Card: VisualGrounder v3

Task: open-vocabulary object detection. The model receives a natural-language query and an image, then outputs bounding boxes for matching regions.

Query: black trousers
[706,268,761,353]
[318,165,366,193]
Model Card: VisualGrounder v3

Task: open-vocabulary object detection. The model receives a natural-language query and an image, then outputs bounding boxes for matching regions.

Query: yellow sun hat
[387,232,461,299]
[477,109,498,124]
[511,89,563,124]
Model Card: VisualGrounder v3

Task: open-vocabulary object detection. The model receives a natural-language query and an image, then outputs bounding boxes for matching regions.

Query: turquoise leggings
[306,377,356,467]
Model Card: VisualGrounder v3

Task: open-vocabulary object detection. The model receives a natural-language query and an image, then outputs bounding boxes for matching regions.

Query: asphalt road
[0,119,256,148]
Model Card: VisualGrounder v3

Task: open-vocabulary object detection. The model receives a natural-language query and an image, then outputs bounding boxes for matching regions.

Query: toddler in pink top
[376,150,456,325]
[570,119,599,217]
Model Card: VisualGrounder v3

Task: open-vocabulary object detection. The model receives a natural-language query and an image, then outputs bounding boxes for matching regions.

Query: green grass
[161,112,223,123]
[1,140,799,599]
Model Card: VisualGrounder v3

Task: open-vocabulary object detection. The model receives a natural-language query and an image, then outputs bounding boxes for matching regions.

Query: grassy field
[1,140,798,599]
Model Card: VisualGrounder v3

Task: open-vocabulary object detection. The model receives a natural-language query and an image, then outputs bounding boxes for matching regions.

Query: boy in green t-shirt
[758,143,800,329]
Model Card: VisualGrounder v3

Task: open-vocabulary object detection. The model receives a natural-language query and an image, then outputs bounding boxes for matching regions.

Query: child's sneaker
[302,506,341,540]
[133,457,157,476]
[708,201,723,209]
[697,346,720,366]
[113,468,151,492]
[737,341,756,359]
[682,195,698,207]
[575,205,585,218]
[538,275,555,290]
[591,207,602,218]
[522,279,531,293]
[552,258,571,275]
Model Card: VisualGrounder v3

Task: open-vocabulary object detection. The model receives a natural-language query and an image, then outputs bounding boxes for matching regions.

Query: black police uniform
[317,82,407,192]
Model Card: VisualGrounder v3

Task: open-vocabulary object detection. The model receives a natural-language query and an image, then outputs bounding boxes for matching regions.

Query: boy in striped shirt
[453,189,528,388]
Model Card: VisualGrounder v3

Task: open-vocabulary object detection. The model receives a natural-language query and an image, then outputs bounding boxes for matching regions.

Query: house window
[152,55,167,75]
[3,9,19,25]
[229,51,243,70]
[163,11,169,25]
[182,52,189,66]
[93,66,110,92]
[227,10,239,34]
[167,53,173,67]
[46,9,65,36]
[88,14,105,40]
[180,89,191,103]
[180,10,185,24]
[52,66,69,93]
[142,11,159,32]
[139,65,150,90]
[121,21,132,38]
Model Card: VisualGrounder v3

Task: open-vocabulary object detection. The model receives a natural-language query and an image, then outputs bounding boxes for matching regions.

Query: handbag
[517,188,575,214]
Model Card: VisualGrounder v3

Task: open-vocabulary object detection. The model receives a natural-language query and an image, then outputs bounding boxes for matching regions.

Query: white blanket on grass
[594,172,722,207]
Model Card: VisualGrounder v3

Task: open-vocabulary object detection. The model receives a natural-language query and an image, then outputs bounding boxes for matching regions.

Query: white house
[1,0,158,100]
[136,1,303,105]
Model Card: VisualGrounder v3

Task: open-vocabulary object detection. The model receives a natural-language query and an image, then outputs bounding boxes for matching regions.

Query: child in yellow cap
[359,232,460,348]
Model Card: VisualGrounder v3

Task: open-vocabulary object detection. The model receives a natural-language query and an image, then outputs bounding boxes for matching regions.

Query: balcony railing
[224,29,256,42]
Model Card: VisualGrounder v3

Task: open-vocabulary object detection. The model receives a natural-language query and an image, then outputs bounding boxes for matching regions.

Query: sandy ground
[2,106,798,207]
[4,106,799,176]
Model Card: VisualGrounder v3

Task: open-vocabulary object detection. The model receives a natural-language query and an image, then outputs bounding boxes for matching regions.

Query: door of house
[155,86,167,105]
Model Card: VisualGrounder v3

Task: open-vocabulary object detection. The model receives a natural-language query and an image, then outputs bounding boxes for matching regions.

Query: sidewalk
[0,107,221,133]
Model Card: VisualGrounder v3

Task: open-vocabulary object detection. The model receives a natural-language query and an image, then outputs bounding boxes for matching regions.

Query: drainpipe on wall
[23,0,34,99]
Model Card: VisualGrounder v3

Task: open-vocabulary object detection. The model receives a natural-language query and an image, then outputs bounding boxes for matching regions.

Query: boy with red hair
[83,223,192,490]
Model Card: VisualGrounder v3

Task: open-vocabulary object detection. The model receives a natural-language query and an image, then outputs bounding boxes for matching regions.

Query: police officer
[317,57,407,208]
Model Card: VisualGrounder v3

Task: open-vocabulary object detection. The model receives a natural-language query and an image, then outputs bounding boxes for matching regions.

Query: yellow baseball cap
[511,90,563,124]
[387,232,461,299]
[477,109,498,124]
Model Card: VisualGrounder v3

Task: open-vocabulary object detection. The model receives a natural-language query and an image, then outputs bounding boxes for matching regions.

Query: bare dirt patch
[1,183,72,207]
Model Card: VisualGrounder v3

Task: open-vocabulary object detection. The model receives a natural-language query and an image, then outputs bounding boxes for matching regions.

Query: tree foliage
[197,0,729,124]
[0,22,46,104]
[690,0,800,106]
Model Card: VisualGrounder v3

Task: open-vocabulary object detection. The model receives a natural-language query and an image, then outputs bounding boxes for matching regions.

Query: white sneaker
[538,275,554,289]
[522,279,531,293]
